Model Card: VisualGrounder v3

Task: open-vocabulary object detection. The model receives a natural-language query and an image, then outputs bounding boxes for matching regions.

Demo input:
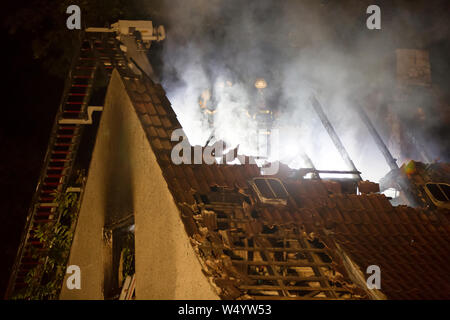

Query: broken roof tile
[121,74,450,300]
[357,180,380,194]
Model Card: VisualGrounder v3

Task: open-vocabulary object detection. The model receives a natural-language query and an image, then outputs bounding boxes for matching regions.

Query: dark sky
[0,7,63,296]
[0,0,448,298]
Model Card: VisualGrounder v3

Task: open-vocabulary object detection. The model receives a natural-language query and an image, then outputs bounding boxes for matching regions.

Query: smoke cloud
[145,0,449,182]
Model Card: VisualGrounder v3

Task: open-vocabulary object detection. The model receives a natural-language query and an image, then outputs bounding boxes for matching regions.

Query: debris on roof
[121,74,450,300]
[358,181,380,194]
[380,160,450,208]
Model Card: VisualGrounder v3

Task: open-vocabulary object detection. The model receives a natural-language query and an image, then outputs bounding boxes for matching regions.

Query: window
[440,184,450,199]
[251,178,289,205]
[424,183,450,208]
[103,220,135,299]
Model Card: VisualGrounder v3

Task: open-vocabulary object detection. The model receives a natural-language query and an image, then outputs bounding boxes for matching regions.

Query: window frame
[424,182,450,209]
[103,219,135,300]
[250,177,289,205]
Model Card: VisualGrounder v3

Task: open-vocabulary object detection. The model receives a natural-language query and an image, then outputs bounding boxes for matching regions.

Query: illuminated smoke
[149,0,449,182]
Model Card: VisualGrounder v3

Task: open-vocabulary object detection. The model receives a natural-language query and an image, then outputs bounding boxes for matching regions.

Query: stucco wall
[60,70,218,300]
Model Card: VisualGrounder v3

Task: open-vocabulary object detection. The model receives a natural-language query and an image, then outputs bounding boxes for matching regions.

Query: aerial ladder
[6,20,165,299]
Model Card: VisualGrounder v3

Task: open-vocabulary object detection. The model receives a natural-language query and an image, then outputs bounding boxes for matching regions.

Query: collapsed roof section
[118,71,450,300]
[380,160,450,209]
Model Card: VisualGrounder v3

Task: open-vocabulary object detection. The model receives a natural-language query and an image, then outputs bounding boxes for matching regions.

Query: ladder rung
[56,134,75,138]
[38,203,58,207]
[66,101,83,105]
[52,151,71,154]
[40,189,57,194]
[71,84,91,88]
[56,132,75,137]
[32,219,54,224]
[50,157,69,162]
[75,66,96,69]
[47,167,65,170]
[73,75,93,79]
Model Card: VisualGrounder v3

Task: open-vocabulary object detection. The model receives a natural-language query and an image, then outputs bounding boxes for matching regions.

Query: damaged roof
[120,72,450,300]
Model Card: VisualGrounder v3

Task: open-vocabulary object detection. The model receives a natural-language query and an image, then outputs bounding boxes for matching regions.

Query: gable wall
[60,70,218,299]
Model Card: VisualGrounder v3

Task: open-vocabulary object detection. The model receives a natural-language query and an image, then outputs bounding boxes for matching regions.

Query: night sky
[0,1,448,298]
[0,9,62,297]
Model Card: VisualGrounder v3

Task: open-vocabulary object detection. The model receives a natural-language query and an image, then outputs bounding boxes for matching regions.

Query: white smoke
[148,0,449,182]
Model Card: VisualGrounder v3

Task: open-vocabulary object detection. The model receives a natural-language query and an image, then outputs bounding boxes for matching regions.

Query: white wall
[60,70,218,300]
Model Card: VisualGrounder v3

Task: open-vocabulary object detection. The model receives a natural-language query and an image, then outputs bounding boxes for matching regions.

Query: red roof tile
[122,74,450,300]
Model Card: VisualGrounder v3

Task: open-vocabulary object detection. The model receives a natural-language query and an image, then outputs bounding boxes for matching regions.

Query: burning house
[4,8,449,301]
